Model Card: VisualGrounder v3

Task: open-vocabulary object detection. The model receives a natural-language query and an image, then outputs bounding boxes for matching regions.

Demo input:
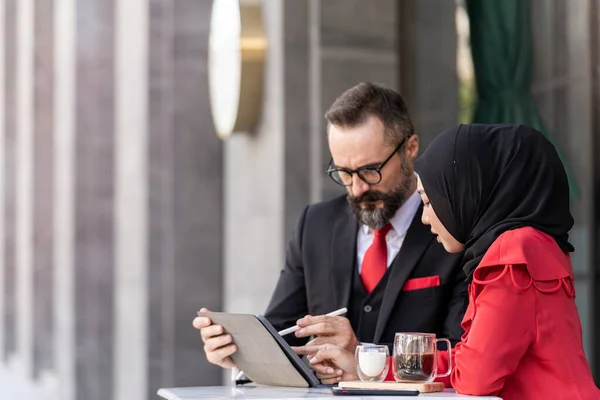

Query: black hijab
[415,124,574,280]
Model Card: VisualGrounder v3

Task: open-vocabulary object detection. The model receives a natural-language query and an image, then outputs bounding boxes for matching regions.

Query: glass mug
[354,344,390,382]
[392,332,452,383]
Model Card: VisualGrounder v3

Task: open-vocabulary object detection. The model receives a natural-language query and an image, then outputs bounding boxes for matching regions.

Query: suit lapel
[374,205,433,342]
[330,207,359,310]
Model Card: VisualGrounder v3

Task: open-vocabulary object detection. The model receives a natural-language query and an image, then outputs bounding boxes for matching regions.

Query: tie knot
[373,223,392,238]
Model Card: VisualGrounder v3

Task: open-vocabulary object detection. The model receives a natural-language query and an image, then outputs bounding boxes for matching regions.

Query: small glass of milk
[355,345,389,382]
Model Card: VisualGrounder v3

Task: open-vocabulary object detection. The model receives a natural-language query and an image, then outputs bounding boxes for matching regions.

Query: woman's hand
[293,344,358,384]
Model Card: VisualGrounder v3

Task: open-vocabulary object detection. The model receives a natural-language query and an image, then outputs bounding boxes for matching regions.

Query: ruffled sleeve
[435,264,538,395]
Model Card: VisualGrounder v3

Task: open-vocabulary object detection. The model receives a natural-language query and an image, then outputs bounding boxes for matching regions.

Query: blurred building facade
[0,0,597,399]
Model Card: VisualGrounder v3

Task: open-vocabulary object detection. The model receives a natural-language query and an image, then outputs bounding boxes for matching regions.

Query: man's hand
[293,344,358,384]
[192,308,237,369]
[294,315,360,353]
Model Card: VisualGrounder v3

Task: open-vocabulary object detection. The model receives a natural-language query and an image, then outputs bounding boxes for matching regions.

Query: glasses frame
[326,134,411,187]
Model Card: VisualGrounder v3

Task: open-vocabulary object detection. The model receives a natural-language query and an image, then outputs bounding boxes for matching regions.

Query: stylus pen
[234,307,348,381]
[277,307,348,336]
[231,367,239,382]
[234,369,246,382]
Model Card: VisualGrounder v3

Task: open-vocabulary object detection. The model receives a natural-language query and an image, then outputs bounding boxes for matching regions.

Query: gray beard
[348,171,414,230]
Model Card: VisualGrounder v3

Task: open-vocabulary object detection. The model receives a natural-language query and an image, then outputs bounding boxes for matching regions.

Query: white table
[157,386,502,399]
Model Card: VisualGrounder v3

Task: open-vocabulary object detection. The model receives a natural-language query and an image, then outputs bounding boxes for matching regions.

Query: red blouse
[432,227,600,399]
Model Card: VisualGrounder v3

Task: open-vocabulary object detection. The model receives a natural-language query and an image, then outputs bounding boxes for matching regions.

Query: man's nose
[350,174,369,197]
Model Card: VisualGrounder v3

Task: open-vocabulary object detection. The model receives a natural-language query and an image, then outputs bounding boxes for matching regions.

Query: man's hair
[325,82,414,146]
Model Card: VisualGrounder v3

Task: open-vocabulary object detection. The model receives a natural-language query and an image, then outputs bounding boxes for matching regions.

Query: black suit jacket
[264,195,468,347]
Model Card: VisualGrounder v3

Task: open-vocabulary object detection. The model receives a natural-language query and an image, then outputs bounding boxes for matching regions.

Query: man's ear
[405,134,419,161]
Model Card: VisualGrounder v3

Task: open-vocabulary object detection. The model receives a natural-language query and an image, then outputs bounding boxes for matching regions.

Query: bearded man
[194,83,467,383]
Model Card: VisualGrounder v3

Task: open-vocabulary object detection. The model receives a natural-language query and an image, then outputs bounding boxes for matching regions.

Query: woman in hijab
[295,124,599,399]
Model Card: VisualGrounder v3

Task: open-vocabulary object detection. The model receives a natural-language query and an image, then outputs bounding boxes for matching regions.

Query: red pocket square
[402,276,440,291]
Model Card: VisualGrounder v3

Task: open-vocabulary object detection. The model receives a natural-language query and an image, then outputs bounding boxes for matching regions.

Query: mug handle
[435,338,452,378]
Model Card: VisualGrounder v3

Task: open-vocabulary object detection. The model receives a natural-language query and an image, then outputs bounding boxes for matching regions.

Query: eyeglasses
[326,135,411,187]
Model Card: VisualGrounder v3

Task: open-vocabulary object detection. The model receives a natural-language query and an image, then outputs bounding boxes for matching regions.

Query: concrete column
[114,0,148,399]
[591,0,600,381]
[171,0,224,387]
[398,0,458,147]
[0,0,6,364]
[33,0,55,377]
[15,0,35,378]
[53,0,76,397]
[531,0,594,358]
[3,0,17,362]
[73,0,116,399]
[319,0,400,200]
[284,0,311,236]
[146,0,176,392]
[563,4,593,362]
[146,0,224,392]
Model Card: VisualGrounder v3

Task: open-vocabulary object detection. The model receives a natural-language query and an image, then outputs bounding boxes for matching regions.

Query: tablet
[331,387,419,396]
[197,312,320,388]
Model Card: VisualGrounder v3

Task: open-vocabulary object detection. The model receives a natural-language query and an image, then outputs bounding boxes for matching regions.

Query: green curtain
[466,0,579,199]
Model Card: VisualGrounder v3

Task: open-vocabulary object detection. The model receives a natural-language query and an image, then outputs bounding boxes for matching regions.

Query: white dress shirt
[356,189,422,273]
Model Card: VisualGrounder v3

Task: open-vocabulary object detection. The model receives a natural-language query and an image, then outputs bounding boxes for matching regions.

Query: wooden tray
[339,381,445,393]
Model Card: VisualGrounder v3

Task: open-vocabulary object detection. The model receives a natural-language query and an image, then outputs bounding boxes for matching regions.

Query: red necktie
[360,224,392,293]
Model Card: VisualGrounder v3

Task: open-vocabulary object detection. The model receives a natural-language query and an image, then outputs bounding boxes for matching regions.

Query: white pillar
[53,0,76,398]
[114,0,149,398]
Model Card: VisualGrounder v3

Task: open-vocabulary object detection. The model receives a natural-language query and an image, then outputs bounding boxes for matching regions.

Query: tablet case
[197,312,320,388]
